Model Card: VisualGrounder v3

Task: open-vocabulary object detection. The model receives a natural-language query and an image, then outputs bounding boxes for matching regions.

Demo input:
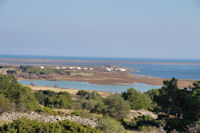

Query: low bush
[37,106,58,115]
[71,110,94,119]
[0,94,12,114]
[122,115,165,130]
[122,88,152,110]
[0,74,40,111]
[97,116,126,133]
[76,90,101,100]
[35,90,72,108]
[0,118,102,133]
[103,94,130,120]
[70,90,104,111]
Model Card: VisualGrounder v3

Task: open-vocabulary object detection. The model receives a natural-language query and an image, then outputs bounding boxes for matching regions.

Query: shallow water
[1,55,200,80]
[19,80,161,93]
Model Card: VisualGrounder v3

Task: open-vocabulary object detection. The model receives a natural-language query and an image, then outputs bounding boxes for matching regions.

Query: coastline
[0,57,196,88]
[1,58,200,65]
[19,72,194,89]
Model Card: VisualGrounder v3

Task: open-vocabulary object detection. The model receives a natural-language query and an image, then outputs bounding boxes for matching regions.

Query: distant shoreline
[1,58,200,66]
[0,58,196,88]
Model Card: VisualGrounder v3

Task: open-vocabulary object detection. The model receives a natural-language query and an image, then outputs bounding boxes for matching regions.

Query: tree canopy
[0,74,40,111]
[103,94,130,120]
[35,90,72,108]
[122,88,152,110]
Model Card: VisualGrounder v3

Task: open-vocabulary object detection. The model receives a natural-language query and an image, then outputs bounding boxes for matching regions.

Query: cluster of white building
[105,66,127,72]
[40,65,126,72]
[51,66,94,71]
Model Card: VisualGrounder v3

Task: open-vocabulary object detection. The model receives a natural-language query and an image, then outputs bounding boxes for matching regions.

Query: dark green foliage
[122,115,165,131]
[76,90,101,100]
[7,70,17,75]
[0,118,102,133]
[122,88,152,110]
[155,78,184,117]
[103,94,130,120]
[153,78,192,119]
[187,80,200,121]
[19,65,34,72]
[0,74,40,111]
[91,101,106,114]
[66,71,71,75]
[133,116,163,129]
[73,91,130,120]
[146,78,200,131]
[97,116,126,133]
[145,89,162,112]
[35,90,72,108]
[71,90,104,111]
[0,94,12,113]
[71,97,104,111]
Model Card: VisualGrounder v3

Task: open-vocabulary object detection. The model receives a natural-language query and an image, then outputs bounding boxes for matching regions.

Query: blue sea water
[1,54,199,92]
[1,54,200,80]
[1,54,200,63]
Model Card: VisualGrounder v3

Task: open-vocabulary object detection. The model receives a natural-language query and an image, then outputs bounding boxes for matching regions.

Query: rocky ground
[0,112,97,128]
[129,110,158,119]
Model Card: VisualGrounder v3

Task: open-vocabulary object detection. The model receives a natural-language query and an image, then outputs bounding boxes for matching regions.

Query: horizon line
[0,54,200,61]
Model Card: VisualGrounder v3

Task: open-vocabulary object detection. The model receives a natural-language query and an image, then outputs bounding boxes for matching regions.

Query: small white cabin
[120,68,126,72]
[77,67,82,70]
[89,68,94,70]
[106,68,113,72]
[61,67,66,69]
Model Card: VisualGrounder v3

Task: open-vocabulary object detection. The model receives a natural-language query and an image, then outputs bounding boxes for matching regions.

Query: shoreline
[0,58,196,88]
[1,58,200,66]
[19,72,194,89]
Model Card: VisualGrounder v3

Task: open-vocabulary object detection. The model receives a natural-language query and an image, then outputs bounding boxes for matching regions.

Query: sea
[1,55,200,92]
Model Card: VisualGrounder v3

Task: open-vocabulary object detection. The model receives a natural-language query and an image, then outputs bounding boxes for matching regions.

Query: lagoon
[19,80,161,93]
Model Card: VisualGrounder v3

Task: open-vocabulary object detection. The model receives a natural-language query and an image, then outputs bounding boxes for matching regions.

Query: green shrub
[122,115,165,130]
[122,88,152,110]
[76,90,101,100]
[73,94,130,120]
[71,110,94,119]
[0,94,12,113]
[0,118,102,133]
[91,101,106,114]
[70,91,104,112]
[97,116,126,133]
[103,94,130,120]
[7,70,17,75]
[35,90,72,108]
[37,106,58,115]
[0,74,40,111]
[66,71,71,75]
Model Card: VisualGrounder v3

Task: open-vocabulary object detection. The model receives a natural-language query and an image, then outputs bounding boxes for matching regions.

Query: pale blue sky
[0,0,200,59]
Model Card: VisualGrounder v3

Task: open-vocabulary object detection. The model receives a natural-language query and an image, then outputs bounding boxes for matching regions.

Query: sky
[0,0,200,59]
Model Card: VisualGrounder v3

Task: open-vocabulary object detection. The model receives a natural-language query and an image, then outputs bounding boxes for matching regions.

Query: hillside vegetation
[0,74,200,132]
